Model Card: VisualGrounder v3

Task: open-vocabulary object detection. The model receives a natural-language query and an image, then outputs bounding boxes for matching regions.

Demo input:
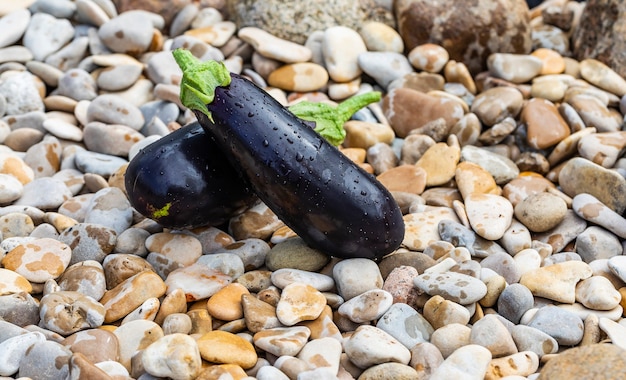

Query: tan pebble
[577,131,626,168]
[487,53,543,83]
[99,270,167,323]
[575,276,621,311]
[0,152,35,184]
[547,127,596,166]
[514,192,568,232]
[455,161,499,199]
[196,364,248,380]
[395,71,445,93]
[253,326,311,357]
[579,58,626,97]
[43,212,78,232]
[187,309,213,335]
[145,231,202,266]
[69,352,112,379]
[531,48,565,74]
[299,305,343,341]
[229,201,285,241]
[502,172,556,207]
[480,275,507,308]
[184,21,236,47]
[567,94,621,133]
[339,147,367,164]
[267,62,328,92]
[415,142,461,187]
[522,98,571,149]
[270,225,298,244]
[242,293,281,333]
[444,60,476,94]
[520,261,593,303]
[197,330,257,369]
[408,43,449,73]
[276,282,326,326]
[423,295,470,330]
[102,253,155,290]
[206,282,250,321]
[327,78,361,100]
[376,165,426,194]
[485,351,539,380]
[530,78,568,102]
[153,288,187,325]
[343,120,395,149]
[359,21,404,53]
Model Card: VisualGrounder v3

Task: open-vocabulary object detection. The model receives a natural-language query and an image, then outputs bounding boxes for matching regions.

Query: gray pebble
[511,324,559,358]
[140,100,180,129]
[0,72,45,115]
[366,142,398,175]
[98,11,154,55]
[44,36,89,71]
[83,187,132,235]
[97,64,143,91]
[17,340,71,379]
[376,302,433,349]
[23,12,75,61]
[92,0,117,18]
[114,227,150,257]
[0,9,31,48]
[358,51,414,89]
[169,3,199,37]
[141,116,170,137]
[542,251,582,266]
[2,111,46,132]
[0,319,29,342]
[215,238,271,271]
[128,134,161,160]
[29,222,59,239]
[438,219,478,256]
[30,0,77,19]
[333,257,383,301]
[3,129,44,152]
[196,252,245,279]
[460,145,520,185]
[87,26,111,55]
[25,60,63,87]
[87,94,145,129]
[58,222,117,265]
[527,305,584,346]
[146,51,183,86]
[83,121,144,157]
[56,68,98,101]
[58,193,94,222]
[0,292,40,327]
[74,150,127,177]
[480,252,522,284]
[170,35,225,62]
[0,94,6,118]
[497,283,534,324]
[75,0,111,27]
[576,226,623,263]
[14,177,72,210]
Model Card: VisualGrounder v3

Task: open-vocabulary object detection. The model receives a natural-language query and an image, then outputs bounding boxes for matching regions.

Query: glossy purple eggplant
[125,121,257,229]
[174,50,404,260]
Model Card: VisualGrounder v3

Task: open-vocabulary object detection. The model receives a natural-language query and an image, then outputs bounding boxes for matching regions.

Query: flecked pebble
[576,226,623,263]
[56,68,98,101]
[242,293,281,333]
[429,344,491,379]
[83,187,132,235]
[358,362,419,380]
[413,271,487,305]
[0,212,34,238]
[58,223,117,265]
[2,237,71,282]
[297,337,342,374]
[533,210,588,253]
[527,305,584,346]
[511,324,558,359]
[276,282,326,326]
[464,193,513,240]
[101,253,154,289]
[141,333,201,380]
[197,330,257,369]
[333,257,383,301]
[381,264,423,306]
[376,302,432,349]
[520,261,592,303]
[271,268,334,291]
[145,231,202,267]
[39,291,105,335]
[485,351,539,380]
[253,326,311,357]
[239,26,312,63]
[338,289,393,323]
[344,325,411,369]
[514,191,568,232]
[98,11,156,55]
[538,343,626,380]
[17,340,72,379]
[572,193,626,239]
[57,260,106,301]
[403,206,460,251]
[229,201,284,241]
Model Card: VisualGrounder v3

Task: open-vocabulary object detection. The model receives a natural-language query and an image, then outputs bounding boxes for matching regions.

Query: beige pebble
[520,261,593,303]
[415,141,461,187]
[276,282,326,326]
[376,165,426,195]
[514,191,568,232]
[343,120,395,149]
[359,21,404,53]
[487,53,543,83]
[464,193,513,240]
[323,26,366,82]
[579,58,626,97]
[408,43,449,73]
[0,267,32,295]
[267,62,328,92]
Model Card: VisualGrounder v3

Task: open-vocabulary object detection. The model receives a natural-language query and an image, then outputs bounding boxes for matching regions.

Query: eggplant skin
[125,121,257,229]
[195,73,405,260]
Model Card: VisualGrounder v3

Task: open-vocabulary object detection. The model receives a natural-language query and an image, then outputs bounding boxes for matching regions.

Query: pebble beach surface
[0,0,626,379]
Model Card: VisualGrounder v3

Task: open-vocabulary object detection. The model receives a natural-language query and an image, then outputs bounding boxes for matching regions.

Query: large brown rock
[572,0,626,78]
[226,0,394,44]
[395,0,532,75]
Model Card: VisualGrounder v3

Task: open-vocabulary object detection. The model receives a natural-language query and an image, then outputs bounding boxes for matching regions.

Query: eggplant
[125,121,258,229]
[173,49,404,260]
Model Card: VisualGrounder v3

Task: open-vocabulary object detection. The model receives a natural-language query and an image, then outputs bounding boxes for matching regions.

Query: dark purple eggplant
[173,49,404,260]
[125,121,258,229]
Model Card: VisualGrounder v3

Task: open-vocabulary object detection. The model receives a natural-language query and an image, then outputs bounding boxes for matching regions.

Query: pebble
[254,326,311,357]
[520,261,592,304]
[142,333,202,380]
[271,268,334,291]
[338,289,393,323]
[487,53,543,83]
[414,271,487,305]
[522,97,571,149]
[376,302,432,349]
[62,328,120,364]
[429,344,491,379]
[239,26,311,63]
[23,12,75,61]
[333,257,383,300]
[197,330,257,369]
[423,295,470,330]
[408,43,449,73]
[17,339,72,379]
[0,331,46,377]
[113,319,163,371]
[343,325,411,369]
[464,193,513,240]
[572,193,626,239]
[276,282,326,326]
[2,237,71,282]
[471,86,524,126]
[538,343,626,380]
[470,314,517,358]
[164,263,232,302]
[485,351,539,380]
[526,305,584,346]
[358,51,414,88]
[99,270,166,323]
[83,187,132,235]
[39,290,105,335]
[206,282,249,321]
[514,191,568,232]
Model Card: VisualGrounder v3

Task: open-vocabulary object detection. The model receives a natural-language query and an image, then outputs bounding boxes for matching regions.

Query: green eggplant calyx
[288,91,382,146]
[150,202,171,219]
[172,48,231,122]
